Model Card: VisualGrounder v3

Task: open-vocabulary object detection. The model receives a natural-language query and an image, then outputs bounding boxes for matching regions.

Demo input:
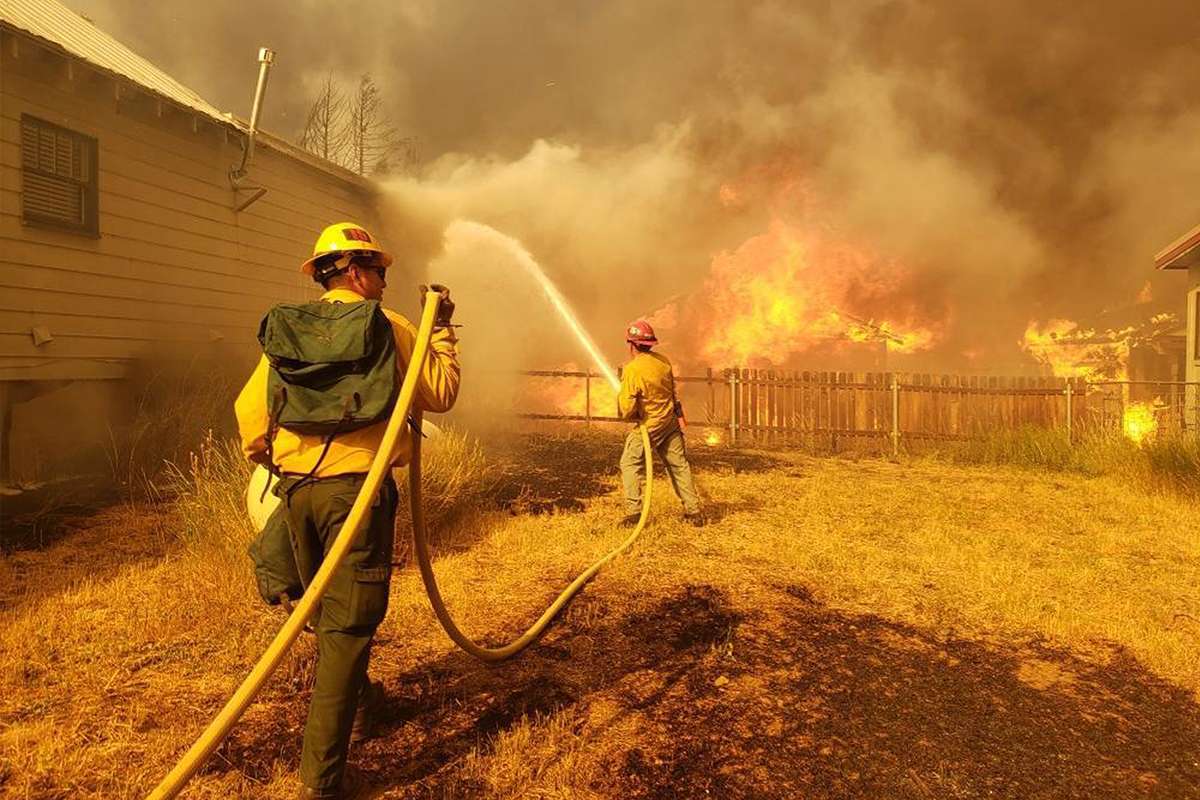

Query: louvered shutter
[20,116,96,233]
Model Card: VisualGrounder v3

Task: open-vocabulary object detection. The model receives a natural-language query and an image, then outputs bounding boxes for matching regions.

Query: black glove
[419,283,455,328]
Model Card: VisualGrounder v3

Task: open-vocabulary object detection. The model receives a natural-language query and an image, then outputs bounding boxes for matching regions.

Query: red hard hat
[625,319,658,346]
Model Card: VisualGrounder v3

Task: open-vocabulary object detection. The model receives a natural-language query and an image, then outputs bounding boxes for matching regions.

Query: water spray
[444,219,621,392]
[409,220,652,661]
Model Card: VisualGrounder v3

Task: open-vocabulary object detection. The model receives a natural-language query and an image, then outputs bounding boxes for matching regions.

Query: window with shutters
[20,115,99,236]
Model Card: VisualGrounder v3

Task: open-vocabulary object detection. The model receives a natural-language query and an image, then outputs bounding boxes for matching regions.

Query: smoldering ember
[1,2,1198,799]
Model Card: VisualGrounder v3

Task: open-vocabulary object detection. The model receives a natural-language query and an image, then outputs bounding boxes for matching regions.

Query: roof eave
[1155,222,1200,271]
[0,19,225,121]
[0,21,375,192]
[236,123,377,191]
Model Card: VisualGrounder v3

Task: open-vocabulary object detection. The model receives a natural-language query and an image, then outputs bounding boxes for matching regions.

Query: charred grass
[0,428,1198,798]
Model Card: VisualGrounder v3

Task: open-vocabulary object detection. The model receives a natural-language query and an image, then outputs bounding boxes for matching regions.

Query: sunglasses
[349,255,386,279]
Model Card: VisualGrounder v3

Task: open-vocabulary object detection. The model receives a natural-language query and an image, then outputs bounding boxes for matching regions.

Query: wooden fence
[515,369,1200,452]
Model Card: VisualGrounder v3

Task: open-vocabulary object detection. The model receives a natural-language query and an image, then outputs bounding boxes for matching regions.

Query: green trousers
[620,428,701,515]
[280,473,397,792]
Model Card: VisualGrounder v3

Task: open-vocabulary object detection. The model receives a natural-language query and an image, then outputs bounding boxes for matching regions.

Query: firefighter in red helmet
[617,320,703,526]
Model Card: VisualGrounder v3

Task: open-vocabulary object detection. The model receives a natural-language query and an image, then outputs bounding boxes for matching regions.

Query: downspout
[230,48,275,212]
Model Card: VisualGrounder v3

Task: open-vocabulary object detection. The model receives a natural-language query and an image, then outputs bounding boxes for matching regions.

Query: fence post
[727,369,738,445]
[890,377,900,458]
[707,367,715,423]
[585,370,592,427]
[1064,380,1073,444]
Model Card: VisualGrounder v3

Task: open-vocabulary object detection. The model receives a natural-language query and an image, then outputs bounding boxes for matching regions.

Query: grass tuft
[944,426,1200,497]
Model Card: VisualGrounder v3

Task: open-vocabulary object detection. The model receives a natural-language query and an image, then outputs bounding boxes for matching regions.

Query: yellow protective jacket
[234,288,460,477]
[617,350,680,446]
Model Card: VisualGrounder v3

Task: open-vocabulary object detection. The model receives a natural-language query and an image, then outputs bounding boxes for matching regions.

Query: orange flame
[681,218,939,367]
[1122,401,1158,444]
[1021,313,1179,380]
[1020,320,1124,380]
[518,363,617,418]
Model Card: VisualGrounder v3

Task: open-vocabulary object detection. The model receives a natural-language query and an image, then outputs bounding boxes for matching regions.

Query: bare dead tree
[346,74,421,176]
[300,73,417,176]
[299,73,349,165]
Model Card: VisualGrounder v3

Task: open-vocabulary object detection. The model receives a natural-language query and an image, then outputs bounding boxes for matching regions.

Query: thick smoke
[68,0,1200,380]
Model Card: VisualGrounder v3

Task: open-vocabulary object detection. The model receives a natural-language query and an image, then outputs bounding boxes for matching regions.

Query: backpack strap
[260,385,288,502]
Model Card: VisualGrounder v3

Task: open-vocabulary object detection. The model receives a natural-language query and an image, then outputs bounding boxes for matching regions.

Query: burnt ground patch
[687,447,788,475]
[214,584,1200,798]
[489,433,616,514]
[487,433,789,515]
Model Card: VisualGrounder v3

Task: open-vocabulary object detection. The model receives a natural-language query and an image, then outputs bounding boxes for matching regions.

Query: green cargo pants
[620,428,701,515]
[280,473,397,793]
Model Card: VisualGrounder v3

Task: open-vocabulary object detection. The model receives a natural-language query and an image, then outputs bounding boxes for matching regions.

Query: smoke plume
[67,0,1200,381]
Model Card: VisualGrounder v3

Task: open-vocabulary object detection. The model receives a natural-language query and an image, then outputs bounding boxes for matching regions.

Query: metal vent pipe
[232,47,275,181]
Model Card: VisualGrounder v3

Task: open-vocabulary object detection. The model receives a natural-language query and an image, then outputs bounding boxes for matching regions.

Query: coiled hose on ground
[148,291,654,798]
[409,409,652,662]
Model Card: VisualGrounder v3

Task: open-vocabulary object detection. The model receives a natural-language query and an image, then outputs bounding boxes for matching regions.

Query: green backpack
[257,298,398,473]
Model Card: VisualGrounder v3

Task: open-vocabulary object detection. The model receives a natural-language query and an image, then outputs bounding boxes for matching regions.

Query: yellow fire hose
[409,409,652,662]
[148,291,654,798]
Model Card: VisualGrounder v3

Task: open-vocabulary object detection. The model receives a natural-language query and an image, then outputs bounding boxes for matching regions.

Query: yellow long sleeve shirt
[617,350,680,446]
[234,288,460,476]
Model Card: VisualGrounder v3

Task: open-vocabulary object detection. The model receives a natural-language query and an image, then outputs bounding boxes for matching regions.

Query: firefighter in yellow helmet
[299,222,394,287]
[235,222,461,799]
[617,319,703,527]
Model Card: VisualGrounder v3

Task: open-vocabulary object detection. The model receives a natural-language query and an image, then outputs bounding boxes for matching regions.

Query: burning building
[0,0,384,484]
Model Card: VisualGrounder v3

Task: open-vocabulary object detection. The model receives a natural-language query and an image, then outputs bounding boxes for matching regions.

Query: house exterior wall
[0,31,382,384]
[0,29,390,481]
[1185,267,1195,386]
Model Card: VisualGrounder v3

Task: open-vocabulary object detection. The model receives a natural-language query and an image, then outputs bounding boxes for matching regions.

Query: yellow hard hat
[301,222,393,276]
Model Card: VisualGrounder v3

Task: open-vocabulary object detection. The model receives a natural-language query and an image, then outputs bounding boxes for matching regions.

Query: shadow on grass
[598,587,1200,799]
[215,583,1200,798]
[0,477,120,554]
[0,502,175,614]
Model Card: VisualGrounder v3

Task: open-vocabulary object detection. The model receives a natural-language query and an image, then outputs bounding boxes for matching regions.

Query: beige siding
[1188,270,1198,382]
[0,46,384,381]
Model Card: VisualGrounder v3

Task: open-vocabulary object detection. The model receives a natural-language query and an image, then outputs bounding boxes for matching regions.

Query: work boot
[683,512,706,528]
[298,765,363,799]
[619,512,642,528]
[350,679,384,744]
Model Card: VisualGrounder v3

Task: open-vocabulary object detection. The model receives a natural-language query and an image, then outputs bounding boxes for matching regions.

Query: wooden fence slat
[855,371,867,435]
[768,368,777,444]
[741,368,750,440]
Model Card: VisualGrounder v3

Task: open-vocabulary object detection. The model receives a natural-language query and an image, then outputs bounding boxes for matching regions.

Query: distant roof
[1155,222,1200,271]
[0,0,228,122]
[0,0,372,187]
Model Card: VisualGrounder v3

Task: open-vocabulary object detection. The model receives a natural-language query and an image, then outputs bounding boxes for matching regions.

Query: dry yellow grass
[0,429,1197,798]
